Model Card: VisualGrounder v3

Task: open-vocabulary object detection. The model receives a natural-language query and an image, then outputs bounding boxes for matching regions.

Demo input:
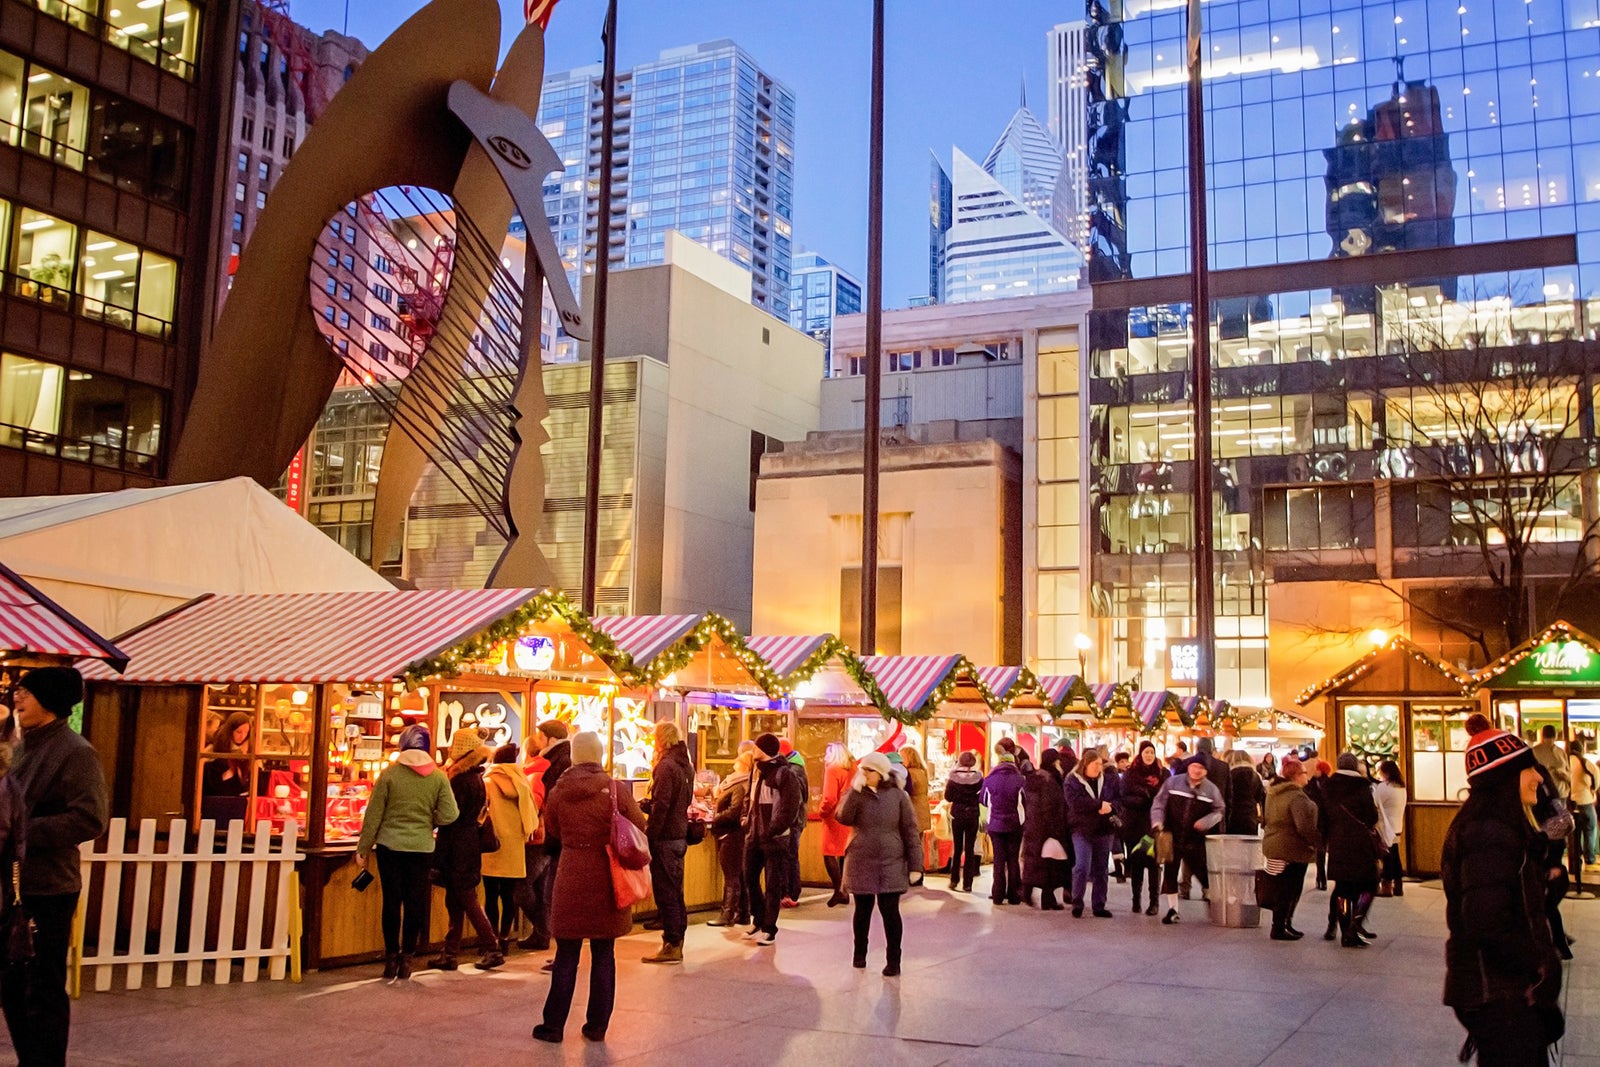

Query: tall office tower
[928,153,952,304]
[228,2,405,382]
[1079,0,1600,720]
[788,250,861,378]
[1046,20,1089,249]
[0,0,234,495]
[537,40,796,361]
[934,141,1081,303]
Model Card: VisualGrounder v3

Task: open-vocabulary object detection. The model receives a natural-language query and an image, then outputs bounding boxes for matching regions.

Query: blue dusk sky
[287,0,1071,307]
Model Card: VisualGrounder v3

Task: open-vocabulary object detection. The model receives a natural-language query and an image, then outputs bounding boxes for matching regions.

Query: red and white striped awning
[0,560,125,667]
[591,614,703,670]
[974,666,1020,700]
[860,655,962,718]
[744,635,832,680]
[79,588,543,684]
[1131,690,1176,729]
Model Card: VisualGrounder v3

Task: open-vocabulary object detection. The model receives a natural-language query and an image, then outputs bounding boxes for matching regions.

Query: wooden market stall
[1470,621,1600,757]
[1296,634,1476,875]
[589,612,786,912]
[980,666,1066,769]
[77,587,654,968]
[0,557,127,706]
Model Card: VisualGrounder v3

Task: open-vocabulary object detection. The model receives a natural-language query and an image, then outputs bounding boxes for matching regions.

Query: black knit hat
[754,732,781,758]
[18,667,84,718]
[1465,728,1537,786]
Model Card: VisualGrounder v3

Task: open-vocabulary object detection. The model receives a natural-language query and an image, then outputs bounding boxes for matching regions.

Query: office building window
[0,352,163,473]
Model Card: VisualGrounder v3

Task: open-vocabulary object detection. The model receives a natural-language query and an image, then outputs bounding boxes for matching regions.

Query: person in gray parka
[838,751,923,977]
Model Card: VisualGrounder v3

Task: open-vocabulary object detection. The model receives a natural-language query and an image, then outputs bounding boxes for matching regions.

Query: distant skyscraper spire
[1020,70,1027,109]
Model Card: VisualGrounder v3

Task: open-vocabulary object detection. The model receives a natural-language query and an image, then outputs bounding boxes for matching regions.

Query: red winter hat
[1465,729,1537,784]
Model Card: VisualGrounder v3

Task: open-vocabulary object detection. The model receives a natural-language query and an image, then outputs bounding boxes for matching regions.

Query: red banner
[284,448,305,512]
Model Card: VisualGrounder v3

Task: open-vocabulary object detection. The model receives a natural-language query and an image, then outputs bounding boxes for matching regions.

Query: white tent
[0,477,392,636]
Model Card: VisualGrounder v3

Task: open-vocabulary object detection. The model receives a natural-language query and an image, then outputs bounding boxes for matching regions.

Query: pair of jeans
[1070,831,1114,910]
[373,846,431,955]
[988,831,1022,903]
[541,938,616,1036]
[442,882,497,957]
[851,892,903,961]
[744,838,788,934]
[948,817,979,888]
[649,837,688,944]
[515,847,550,944]
[1271,862,1309,931]
[0,891,77,1067]
[715,833,748,920]
[1577,802,1597,866]
[482,875,519,940]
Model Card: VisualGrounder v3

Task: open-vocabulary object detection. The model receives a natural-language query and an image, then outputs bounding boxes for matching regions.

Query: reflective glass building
[789,250,862,378]
[1082,0,1600,706]
[535,40,796,360]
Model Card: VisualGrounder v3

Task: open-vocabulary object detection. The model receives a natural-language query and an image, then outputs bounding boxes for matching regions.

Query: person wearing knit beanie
[1444,726,1563,1062]
[447,726,488,769]
[570,731,604,766]
[754,733,781,759]
[430,725,501,973]
[16,667,83,723]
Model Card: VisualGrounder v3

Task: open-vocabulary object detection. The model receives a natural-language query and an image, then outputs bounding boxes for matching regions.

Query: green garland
[400,590,626,688]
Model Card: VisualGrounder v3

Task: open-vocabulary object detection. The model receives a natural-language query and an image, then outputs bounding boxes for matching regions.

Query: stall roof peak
[0,558,126,668]
[1295,634,1474,706]
[1471,620,1600,688]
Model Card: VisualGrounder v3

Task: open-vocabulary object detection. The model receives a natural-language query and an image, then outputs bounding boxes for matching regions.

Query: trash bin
[1205,834,1263,928]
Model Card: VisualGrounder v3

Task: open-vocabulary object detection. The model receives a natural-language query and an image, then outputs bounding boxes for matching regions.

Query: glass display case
[197,682,314,836]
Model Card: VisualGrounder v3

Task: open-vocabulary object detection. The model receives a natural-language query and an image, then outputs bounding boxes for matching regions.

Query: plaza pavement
[28,878,1600,1066]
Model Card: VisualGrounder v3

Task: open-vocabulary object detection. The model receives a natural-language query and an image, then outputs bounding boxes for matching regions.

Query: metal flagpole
[860,0,885,654]
[581,0,618,615]
[1186,0,1217,697]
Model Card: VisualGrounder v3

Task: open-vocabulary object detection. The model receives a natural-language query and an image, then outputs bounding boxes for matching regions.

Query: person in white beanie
[838,751,922,976]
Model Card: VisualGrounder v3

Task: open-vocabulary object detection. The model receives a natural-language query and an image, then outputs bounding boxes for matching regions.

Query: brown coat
[544,763,646,941]
[904,766,932,834]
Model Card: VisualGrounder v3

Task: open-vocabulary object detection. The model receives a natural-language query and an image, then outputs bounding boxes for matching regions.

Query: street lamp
[1074,632,1092,676]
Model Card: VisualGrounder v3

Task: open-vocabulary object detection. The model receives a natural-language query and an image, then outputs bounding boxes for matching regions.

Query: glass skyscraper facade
[1082,0,1600,703]
[788,251,862,378]
[534,40,796,360]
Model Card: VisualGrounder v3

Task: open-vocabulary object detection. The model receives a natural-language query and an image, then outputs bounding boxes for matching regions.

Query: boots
[1353,893,1377,943]
[883,950,901,978]
[396,953,413,980]
[1393,879,1404,897]
[642,940,684,965]
[825,856,848,908]
[1131,884,1142,915]
[382,953,400,980]
[707,910,738,928]
[1377,880,1393,898]
[1324,895,1339,941]
[1337,897,1368,948]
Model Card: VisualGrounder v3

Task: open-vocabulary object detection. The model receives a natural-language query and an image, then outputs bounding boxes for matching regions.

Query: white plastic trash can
[1205,834,1264,928]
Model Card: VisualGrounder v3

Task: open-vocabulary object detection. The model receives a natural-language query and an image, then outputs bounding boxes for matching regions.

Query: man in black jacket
[642,721,693,964]
[742,733,800,945]
[2,668,108,1067]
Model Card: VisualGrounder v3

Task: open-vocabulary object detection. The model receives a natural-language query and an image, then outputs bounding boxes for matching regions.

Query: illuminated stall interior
[1298,633,1477,875]
[1473,622,1600,759]
[979,666,1063,773]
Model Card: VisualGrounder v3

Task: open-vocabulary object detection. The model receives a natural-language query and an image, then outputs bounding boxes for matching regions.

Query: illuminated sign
[1492,640,1600,688]
[513,635,556,673]
[1168,640,1202,688]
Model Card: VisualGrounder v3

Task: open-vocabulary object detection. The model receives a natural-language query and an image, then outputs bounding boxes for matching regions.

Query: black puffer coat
[432,766,487,890]
[1116,756,1166,845]
[1321,771,1381,883]
[1020,767,1068,888]
[1227,765,1266,835]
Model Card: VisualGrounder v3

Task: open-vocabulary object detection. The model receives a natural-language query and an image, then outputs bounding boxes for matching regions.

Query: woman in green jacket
[356,724,458,980]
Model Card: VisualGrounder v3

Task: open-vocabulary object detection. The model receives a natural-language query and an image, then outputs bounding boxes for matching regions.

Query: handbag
[1155,829,1175,865]
[1041,838,1068,861]
[1,862,33,969]
[1253,869,1279,909]
[1339,802,1386,863]
[685,814,708,847]
[610,853,653,909]
[476,802,500,854]
[609,781,651,870]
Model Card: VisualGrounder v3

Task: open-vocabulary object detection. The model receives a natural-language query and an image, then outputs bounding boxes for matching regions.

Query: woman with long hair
[708,749,754,927]
[819,743,855,906]
[1262,756,1320,940]
[201,711,253,797]
[428,727,504,971]
[1117,740,1166,916]
[1321,753,1382,948]
[899,746,931,885]
[1226,748,1266,835]
[1443,727,1564,1064]
[1372,759,1408,897]
[1064,748,1118,918]
[482,743,537,955]
[838,751,922,976]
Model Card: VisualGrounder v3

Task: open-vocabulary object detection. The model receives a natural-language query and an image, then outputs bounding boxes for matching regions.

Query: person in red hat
[1443,727,1564,1064]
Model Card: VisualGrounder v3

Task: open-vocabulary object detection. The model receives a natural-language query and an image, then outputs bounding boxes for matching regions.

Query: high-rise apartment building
[1046,20,1089,249]
[1078,0,1600,723]
[0,0,234,496]
[535,40,796,361]
[788,250,861,378]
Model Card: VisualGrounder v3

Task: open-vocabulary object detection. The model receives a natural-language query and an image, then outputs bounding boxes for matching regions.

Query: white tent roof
[0,477,392,637]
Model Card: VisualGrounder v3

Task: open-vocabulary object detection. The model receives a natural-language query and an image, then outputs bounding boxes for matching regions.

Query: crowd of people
[348,710,1592,1061]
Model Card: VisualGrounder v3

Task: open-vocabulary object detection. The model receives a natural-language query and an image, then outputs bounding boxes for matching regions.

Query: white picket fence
[72,818,303,996]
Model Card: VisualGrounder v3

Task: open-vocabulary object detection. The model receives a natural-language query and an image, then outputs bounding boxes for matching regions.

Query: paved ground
[26,877,1600,1066]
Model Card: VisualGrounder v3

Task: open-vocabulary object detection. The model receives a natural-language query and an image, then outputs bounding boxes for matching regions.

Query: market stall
[0,557,126,727]
[1224,706,1324,764]
[78,586,615,968]
[1296,634,1476,874]
[980,666,1064,768]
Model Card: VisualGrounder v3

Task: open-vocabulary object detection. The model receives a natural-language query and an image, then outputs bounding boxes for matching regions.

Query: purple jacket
[980,762,1026,834]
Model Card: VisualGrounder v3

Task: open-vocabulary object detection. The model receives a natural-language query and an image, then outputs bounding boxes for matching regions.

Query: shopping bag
[610,852,653,908]
[1253,869,1279,909]
[1042,838,1068,861]
[1155,830,1175,865]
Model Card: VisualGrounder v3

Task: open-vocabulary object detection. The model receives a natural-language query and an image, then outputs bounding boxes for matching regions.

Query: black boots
[1353,892,1377,943]
[1324,895,1339,941]
[382,954,400,980]
[825,856,848,908]
[1337,897,1368,948]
